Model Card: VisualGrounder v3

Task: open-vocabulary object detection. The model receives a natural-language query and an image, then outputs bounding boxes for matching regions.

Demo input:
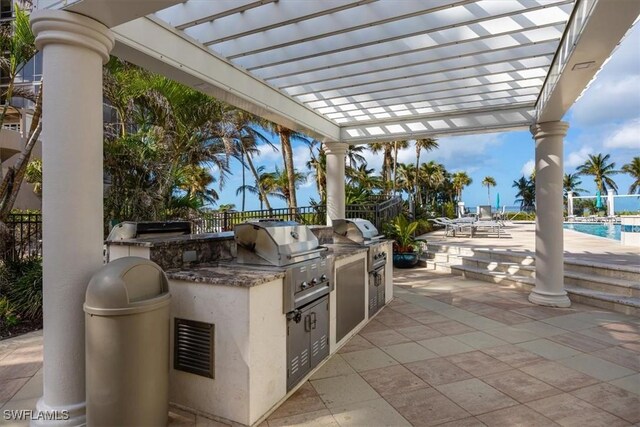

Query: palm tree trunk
[415,145,421,207]
[392,141,399,194]
[241,152,246,211]
[0,85,43,221]
[487,185,490,205]
[277,127,298,209]
[245,153,272,211]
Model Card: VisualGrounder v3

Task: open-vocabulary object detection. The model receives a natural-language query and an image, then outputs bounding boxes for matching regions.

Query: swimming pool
[563,223,621,240]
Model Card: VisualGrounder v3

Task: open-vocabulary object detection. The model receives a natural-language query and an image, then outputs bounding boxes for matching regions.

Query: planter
[393,252,419,268]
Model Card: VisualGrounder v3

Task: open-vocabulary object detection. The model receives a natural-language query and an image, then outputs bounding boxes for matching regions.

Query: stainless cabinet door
[309,296,329,369]
[286,313,310,390]
[336,258,366,342]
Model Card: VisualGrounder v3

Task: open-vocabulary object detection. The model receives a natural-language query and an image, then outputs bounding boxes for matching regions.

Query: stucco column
[324,142,347,225]
[529,121,571,308]
[31,10,114,426]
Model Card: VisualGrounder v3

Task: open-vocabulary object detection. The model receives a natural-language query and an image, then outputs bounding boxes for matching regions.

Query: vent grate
[174,318,214,378]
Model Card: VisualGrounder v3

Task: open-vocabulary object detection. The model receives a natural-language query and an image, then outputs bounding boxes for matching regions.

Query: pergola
[30,0,639,424]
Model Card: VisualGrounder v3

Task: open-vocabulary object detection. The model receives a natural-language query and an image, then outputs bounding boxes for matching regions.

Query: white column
[567,191,573,218]
[607,189,615,217]
[31,10,114,426]
[324,142,347,225]
[529,121,571,308]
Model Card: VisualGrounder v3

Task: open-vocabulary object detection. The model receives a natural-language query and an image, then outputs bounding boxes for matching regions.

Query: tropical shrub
[0,258,43,322]
[384,215,425,253]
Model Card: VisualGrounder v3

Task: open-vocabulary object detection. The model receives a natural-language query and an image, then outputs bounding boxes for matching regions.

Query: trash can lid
[84,257,170,315]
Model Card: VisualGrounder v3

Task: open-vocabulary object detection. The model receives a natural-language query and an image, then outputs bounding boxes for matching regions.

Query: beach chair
[478,205,492,221]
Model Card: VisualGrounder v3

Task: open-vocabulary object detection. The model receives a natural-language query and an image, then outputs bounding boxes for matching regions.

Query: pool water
[563,223,621,240]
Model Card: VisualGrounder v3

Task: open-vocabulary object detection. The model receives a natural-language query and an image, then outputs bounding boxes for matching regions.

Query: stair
[421,243,640,316]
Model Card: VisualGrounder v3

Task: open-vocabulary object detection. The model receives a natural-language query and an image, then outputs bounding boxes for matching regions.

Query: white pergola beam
[340,106,535,144]
[111,17,340,143]
[38,0,183,28]
[537,0,640,121]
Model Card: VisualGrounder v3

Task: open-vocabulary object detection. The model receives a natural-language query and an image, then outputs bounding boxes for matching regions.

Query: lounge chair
[478,205,492,221]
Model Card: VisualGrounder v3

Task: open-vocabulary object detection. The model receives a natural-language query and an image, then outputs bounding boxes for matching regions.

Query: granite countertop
[323,244,369,260]
[107,231,235,247]
[166,262,286,287]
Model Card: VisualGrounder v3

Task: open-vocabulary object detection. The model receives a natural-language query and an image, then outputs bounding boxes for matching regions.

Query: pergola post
[324,142,347,225]
[529,121,571,308]
[31,10,114,426]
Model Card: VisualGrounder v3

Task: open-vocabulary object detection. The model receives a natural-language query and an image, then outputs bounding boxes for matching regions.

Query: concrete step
[565,286,640,317]
[564,271,640,298]
[460,257,536,278]
[450,263,640,316]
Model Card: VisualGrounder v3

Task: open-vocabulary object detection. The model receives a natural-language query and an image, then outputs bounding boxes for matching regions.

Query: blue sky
[214,24,640,212]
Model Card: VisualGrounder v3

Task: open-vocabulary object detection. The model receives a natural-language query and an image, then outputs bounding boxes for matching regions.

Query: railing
[3,213,42,261]
[193,196,403,233]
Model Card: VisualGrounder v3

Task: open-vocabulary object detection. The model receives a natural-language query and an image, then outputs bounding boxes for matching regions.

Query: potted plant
[386,215,425,268]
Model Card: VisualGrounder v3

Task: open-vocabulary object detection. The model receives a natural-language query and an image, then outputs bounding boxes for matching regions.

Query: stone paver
[2,270,639,427]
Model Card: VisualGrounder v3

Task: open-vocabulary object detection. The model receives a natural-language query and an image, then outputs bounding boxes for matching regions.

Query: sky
[212,23,640,213]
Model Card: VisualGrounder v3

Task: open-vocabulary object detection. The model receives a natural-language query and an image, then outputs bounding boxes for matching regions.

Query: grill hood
[332,218,383,244]
[234,220,325,266]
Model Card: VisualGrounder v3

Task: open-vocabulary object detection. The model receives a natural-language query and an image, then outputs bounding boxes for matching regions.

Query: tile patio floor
[1,269,639,426]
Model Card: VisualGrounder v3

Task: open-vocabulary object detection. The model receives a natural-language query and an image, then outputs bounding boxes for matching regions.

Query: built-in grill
[234,220,331,390]
[332,218,388,316]
[107,221,192,241]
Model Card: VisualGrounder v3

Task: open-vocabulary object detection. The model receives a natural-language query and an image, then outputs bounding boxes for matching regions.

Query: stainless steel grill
[234,219,332,390]
[107,221,192,241]
[332,218,388,317]
[332,218,387,272]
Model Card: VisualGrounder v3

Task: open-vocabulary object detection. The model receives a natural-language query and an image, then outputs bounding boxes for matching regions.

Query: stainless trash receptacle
[84,257,171,427]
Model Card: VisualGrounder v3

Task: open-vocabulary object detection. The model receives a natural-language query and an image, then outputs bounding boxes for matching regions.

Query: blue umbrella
[595,190,603,209]
[495,193,501,211]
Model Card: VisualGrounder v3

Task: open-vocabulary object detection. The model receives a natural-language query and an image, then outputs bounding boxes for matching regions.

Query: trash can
[84,256,171,427]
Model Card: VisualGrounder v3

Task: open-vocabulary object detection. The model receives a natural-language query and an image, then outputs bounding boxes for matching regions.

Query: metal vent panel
[174,318,214,378]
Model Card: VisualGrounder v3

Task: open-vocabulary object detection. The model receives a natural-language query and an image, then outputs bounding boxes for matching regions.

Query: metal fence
[3,213,42,261]
[193,196,403,233]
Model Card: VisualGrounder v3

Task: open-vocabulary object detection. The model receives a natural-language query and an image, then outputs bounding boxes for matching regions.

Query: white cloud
[604,118,640,149]
[521,159,535,176]
[565,146,594,168]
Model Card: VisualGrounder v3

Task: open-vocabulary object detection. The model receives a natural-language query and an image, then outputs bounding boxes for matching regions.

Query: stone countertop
[323,244,369,260]
[107,231,235,247]
[166,262,286,287]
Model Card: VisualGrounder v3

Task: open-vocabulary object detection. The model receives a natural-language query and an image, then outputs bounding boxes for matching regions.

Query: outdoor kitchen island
[105,221,393,426]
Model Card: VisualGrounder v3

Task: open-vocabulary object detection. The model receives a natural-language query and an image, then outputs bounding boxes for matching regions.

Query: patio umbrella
[595,190,603,209]
[495,193,500,211]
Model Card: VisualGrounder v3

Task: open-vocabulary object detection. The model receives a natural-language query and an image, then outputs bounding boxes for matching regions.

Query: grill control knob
[320,274,327,281]
[301,281,309,289]
[311,277,318,285]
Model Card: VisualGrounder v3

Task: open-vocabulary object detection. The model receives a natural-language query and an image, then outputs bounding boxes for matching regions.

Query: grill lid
[333,218,383,244]
[234,220,324,266]
[107,221,191,241]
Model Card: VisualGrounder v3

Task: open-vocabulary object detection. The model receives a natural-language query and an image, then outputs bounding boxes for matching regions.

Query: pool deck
[2,269,639,426]
[424,222,639,267]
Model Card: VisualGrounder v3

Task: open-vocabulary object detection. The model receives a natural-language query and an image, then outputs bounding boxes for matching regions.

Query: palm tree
[414,138,438,205]
[236,166,281,210]
[452,171,472,201]
[347,164,382,190]
[419,161,446,207]
[621,157,640,194]
[563,173,587,197]
[347,144,367,169]
[512,176,535,211]
[305,140,327,203]
[271,166,307,207]
[576,153,619,193]
[392,140,409,193]
[481,176,497,205]
[368,142,393,190]
[270,125,313,209]
[396,163,418,194]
